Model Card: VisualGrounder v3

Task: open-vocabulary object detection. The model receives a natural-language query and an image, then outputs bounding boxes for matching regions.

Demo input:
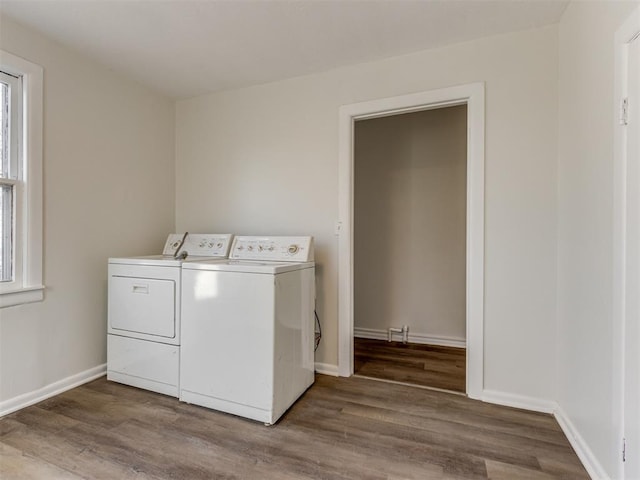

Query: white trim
[481,387,606,480]
[0,50,44,307]
[354,327,466,348]
[481,389,556,414]
[337,83,485,400]
[353,327,392,340]
[0,364,106,417]
[613,6,640,480]
[0,284,44,308]
[314,362,339,377]
[555,405,610,480]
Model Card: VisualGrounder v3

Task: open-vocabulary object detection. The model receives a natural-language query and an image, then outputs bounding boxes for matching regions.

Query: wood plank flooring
[354,338,466,393]
[0,375,589,479]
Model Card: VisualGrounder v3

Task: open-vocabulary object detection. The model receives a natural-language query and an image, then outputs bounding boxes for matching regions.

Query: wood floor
[354,338,466,393]
[0,375,589,479]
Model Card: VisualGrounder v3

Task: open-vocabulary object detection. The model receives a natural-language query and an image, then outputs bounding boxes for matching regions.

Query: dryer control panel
[229,236,314,262]
[163,233,233,257]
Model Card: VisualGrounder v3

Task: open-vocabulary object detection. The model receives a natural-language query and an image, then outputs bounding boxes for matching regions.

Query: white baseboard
[0,363,106,417]
[314,362,339,376]
[354,327,466,348]
[481,389,557,414]
[468,390,604,480]
[554,405,608,480]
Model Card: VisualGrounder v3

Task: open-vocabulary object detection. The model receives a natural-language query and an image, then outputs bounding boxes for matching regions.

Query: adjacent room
[0,1,638,479]
[353,105,468,393]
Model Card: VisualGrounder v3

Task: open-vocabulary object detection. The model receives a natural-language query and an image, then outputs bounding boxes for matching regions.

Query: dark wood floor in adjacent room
[0,375,588,479]
[354,337,467,393]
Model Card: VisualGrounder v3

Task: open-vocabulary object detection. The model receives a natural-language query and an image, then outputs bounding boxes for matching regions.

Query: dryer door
[109,276,176,338]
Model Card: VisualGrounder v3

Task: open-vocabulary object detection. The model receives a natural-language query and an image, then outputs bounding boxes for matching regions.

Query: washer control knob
[288,244,300,255]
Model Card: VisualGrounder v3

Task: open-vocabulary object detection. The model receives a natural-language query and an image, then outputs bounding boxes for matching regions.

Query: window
[1,70,22,283]
[0,50,43,308]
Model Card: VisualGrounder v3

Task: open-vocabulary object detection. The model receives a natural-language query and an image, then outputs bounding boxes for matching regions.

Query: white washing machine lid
[108,255,229,267]
[182,259,315,274]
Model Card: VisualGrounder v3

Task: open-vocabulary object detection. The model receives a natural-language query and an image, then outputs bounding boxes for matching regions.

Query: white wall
[0,17,175,406]
[354,106,467,342]
[557,2,639,478]
[176,26,559,402]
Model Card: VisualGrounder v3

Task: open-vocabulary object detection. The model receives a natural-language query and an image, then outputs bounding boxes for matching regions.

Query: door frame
[337,83,485,399]
[614,5,640,479]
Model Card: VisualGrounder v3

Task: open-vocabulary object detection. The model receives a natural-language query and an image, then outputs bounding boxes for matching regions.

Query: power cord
[314,309,321,351]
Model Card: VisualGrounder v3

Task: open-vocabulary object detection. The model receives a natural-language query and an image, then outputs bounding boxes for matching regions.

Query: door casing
[337,83,485,400]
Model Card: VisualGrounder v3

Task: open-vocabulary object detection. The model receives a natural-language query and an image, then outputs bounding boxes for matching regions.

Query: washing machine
[107,233,233,397]
[179,236,315,424]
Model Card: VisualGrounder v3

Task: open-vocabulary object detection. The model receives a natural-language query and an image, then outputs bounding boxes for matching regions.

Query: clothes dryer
[107,233,233,396]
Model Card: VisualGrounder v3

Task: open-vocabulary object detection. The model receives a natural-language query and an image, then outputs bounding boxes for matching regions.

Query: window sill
[0,285,45,308]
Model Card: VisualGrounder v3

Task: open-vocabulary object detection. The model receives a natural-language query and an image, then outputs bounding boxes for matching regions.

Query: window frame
[0,50,44,308]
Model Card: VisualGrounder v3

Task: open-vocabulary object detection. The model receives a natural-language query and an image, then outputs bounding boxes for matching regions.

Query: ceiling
[0,0,569,99]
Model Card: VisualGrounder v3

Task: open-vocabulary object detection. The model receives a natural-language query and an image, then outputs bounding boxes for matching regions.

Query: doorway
[337,83,485,400]
[352,105,467,393]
